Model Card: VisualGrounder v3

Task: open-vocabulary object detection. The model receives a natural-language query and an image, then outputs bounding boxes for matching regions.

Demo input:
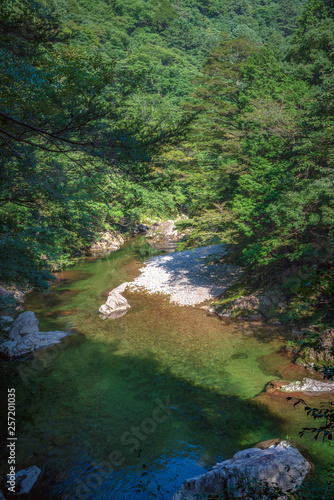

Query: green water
[0,239,333,499]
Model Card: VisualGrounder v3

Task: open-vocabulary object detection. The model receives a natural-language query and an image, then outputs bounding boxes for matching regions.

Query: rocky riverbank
[98,244,241,317]
[89,219,184,256]
[88,230,125,256]
[96,236,333,380]
[172,440,311,500]
[128,244,242,306]
[0,311,71,359]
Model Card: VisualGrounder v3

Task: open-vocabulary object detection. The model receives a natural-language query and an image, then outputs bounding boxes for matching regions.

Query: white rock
[99,291,130,316]
[172,441,310,500]
[0,331,69,358]
[280,377,334,393]
[7,311,39,341]
[129,245,242,306]
[100,309,128,320]
[233,295,260,310]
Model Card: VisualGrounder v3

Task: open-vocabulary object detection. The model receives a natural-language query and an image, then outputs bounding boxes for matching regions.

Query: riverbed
[0,238,333,499]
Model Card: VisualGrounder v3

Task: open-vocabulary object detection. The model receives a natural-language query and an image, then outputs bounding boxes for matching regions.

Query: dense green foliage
[0,0,189,290]
[1,0,333,331]
[1,3,334,497]
[62,0,306,109]
[173,0,334,328]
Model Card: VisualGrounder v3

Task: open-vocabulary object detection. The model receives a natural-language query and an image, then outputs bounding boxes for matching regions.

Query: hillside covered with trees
[1,0,333,332]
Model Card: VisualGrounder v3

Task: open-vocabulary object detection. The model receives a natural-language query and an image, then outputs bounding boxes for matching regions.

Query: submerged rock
[0,311,70,359]
[280,377,334,394]
[103,309,128,320]
[99,283,130,318]
[172,441,310,500]
[4,466,41,496]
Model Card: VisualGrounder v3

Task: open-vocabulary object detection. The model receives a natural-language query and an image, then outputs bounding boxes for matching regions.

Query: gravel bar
[129,244,242,306]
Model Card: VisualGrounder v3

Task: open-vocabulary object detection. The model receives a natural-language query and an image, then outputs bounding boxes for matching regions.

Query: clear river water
[0,238,333,499]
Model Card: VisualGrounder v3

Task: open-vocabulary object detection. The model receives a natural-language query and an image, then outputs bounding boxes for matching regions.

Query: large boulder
[146,220,181,241]
[99,292,129,314]
[172,441,310,500]
[0,311,71,359]
[280,377,334,394]
[4,466,41,496]
[7,311,39,341]
[0,331,69,358]
[89,231,124,255]
[99,283,130,318]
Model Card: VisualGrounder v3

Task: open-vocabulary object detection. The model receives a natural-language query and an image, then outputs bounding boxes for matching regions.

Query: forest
[0,0,333,338]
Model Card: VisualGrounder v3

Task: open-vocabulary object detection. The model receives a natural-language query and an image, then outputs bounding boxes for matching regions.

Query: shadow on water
[219,318,289,345]
[1,239,333,499]
[1,337,287,500]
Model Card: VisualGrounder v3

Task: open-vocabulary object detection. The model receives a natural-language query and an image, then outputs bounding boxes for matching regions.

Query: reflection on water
[0,238,333,499]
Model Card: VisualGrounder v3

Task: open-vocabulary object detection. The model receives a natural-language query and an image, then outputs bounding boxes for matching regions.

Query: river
[0,238,333,499]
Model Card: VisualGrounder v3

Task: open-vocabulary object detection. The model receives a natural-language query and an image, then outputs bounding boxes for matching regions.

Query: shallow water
[0,239,333,499]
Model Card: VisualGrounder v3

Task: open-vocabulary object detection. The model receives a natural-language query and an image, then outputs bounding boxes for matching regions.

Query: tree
[0,0,191,291]
[178,6,334,323]
[275,0,304,37]
[152,0,178,31]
